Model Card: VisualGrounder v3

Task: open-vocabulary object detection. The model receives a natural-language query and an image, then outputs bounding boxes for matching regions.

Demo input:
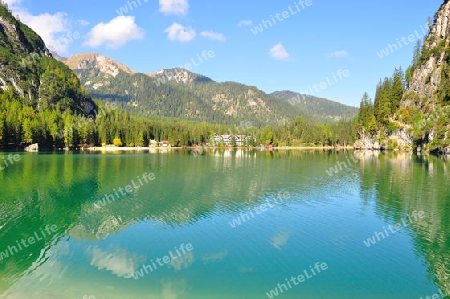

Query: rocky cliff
[0,3,49,99]
[406,0,450,102]
[356,0,450,153]
[401,0,450,153]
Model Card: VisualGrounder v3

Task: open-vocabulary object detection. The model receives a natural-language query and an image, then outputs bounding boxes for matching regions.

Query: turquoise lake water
[0,150,448,298]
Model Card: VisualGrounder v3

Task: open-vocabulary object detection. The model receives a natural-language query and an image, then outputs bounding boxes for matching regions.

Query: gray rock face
[354,136,378,150]
[407,1,450,103]
[390,129,414,148]
[354,130,412,151]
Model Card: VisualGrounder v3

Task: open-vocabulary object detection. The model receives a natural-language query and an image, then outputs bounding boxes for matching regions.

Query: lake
[0,149,448,299]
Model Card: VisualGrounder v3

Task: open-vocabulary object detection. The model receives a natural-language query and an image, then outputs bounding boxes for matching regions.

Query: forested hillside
[271,91,359,122]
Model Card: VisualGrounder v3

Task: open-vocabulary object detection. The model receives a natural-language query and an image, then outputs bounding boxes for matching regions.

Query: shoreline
[4,145,447,155]
[85,146,176,151]
[83,145,354,152]
[273,146,354,150]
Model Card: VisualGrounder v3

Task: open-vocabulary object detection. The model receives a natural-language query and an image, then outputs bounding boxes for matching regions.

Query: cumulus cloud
[159,0,189,16]
[238,20,253,27]
[23,12,72,53]
[165,22,196,42]
[200,30,226,41]
[5,0,74,54]
[85,16,144,48]
[329,50,349,57]
[269,43,289,60]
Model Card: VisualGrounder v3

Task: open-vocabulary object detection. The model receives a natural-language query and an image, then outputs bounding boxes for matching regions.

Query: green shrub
[387,139,400,150]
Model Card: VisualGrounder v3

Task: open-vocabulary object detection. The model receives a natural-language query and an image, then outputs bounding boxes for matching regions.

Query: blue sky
[5,0,444,107]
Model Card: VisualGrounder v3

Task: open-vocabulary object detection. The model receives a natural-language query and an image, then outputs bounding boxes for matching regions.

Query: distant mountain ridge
[271,91,359,122]
[61,53,358,126]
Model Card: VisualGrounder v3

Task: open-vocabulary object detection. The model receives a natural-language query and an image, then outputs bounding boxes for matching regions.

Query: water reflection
[86,245,145,279]
[355,151,450,295]
[0,150,448,298]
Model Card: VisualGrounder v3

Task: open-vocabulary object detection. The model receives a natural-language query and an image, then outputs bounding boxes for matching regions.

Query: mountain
[64,53,136,77]
[355,0,450,153]
[62,53,358,127]
[270,91,359,122]
[0,2,96,147]
[0,4,93,115]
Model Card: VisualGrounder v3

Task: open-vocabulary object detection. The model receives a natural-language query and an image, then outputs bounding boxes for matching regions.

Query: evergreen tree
[357,92,377,136]
[391,68,406,113]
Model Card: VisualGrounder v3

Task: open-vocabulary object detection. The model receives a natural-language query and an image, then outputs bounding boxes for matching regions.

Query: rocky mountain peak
[65,53,136,78]
[154,68,193,84]
[148,68,214,85]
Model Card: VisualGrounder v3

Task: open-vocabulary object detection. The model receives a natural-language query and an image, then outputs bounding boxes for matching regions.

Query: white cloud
[330,50,349,57]
[159,0,189,15]
[238,20,253,27]
[85,16,144,48]
[77,19,90,26]
[165,22,196,42]
[5,1,74,54]
[200,30,225,41]
[23,12,72,53]
[269,43,289,60]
